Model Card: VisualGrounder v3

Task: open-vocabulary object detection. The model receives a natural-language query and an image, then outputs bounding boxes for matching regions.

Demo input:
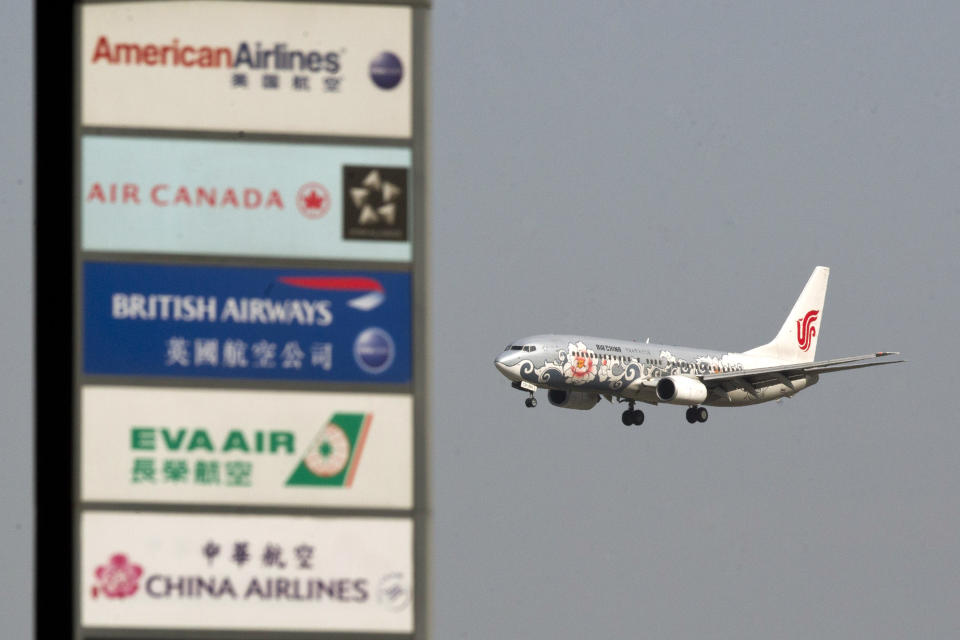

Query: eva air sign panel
[82,136,412,262]
[81,387,412,509]
[83,263,411,383]
[81,2,411,137]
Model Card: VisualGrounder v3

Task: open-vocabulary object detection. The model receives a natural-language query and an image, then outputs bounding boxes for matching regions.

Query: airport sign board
[82,136,412,261]
[83,262,412,383]
[81,386,413,508]
[81,1,413,137]
[81,511,414,633]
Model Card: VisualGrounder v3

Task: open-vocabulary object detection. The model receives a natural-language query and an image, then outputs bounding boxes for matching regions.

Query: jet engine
[547,389,601,410]
[656,376,708,404]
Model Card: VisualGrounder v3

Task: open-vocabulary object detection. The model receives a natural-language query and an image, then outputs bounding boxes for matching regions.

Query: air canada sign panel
[82,136,413,262]
[81,1,412,137]
[81,512,413,632]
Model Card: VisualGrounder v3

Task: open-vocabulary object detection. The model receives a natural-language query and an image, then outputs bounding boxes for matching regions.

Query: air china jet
[494,267,902,425]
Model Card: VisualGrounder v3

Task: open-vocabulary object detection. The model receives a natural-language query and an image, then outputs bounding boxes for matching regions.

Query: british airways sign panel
[82,136,412,261]
[81,2,412,137]
[83,262,411,383]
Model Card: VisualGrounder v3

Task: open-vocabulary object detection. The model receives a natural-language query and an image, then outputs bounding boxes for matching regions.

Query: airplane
[493,266,902,425]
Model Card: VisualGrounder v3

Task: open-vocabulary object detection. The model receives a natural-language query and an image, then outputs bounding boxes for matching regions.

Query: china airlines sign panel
[82,136,412,261]
[81,512,414,632]
[81,2,412,138]
[81,386,413,508]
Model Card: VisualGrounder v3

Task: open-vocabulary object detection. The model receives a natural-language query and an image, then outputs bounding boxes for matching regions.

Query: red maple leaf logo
[303,190,324,210]
[296,182,331,219]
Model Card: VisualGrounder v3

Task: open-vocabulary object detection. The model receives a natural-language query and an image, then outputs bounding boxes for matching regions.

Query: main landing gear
[621,401,644,426]
[685,406,708,423]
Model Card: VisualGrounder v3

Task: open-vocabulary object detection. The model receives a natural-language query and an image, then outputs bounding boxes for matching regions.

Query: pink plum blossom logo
[92,553,143,599]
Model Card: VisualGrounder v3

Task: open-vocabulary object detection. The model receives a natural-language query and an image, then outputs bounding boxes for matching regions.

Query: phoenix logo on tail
[796,309,819,351]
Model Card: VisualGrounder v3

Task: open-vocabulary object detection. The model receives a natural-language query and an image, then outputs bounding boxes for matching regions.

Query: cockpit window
[509,345,523,351]
[522,345,536,352]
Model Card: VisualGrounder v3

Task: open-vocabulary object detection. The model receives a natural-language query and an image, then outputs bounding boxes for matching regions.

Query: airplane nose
[494,352,519,379]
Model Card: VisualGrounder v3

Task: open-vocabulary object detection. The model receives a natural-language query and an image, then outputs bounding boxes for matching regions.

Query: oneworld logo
[796,309,819,351]
[354,328,395,374]
[369,51,403,89]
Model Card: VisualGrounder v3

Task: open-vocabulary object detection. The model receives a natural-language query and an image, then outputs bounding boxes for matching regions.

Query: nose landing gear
[512,380,539,408]
[685,406,708,423]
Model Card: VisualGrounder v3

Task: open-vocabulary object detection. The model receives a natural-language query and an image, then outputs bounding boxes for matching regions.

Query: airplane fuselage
[494,334,818,407]
[494,268,900,425]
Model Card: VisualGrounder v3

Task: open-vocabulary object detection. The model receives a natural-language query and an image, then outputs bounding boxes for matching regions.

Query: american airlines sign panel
[81,1,412,137]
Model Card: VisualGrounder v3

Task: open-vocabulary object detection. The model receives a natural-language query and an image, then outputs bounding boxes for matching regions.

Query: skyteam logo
[796,309,819,351]
[354,328,395,374]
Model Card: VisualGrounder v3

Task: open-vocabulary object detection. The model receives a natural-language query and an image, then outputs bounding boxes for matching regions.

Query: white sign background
[81,1,412,137]
[81,386,413,508]
[82,512,414,632]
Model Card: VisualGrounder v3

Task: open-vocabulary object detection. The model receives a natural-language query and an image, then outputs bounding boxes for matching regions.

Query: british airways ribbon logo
[796,309,819,352]
[278,276,385,311]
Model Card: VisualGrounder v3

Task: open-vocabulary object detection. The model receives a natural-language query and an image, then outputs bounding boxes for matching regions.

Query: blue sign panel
[83,262,411,383]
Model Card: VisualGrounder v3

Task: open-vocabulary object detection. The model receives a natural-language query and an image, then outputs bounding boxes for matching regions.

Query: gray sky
[3,1,960,639]
[430,1,959,638]
[0,0,32,637]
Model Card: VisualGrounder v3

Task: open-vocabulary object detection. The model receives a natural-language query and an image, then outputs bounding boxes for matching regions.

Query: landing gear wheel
[525,397,537,408]
[631,410,645,426]
[685,407,698,424]
[621,410,633,426]
[696,407,708,423]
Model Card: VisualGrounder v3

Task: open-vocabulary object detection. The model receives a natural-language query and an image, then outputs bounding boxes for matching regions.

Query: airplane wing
[700,352,903,389]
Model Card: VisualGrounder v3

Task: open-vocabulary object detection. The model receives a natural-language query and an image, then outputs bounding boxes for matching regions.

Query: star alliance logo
[342,166,408,241]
